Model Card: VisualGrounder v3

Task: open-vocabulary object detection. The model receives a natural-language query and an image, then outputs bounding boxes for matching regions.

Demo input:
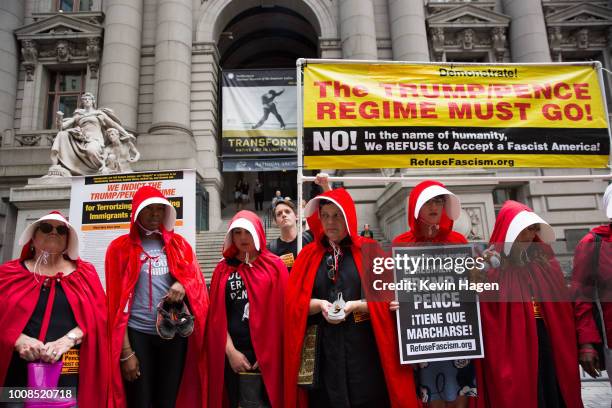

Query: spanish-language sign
[222,69,297,157]
[69,170,196,286]
[392,245,484,364]
[302,63,610,169]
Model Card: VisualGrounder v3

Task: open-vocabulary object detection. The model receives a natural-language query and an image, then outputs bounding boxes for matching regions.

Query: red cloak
[572,224,611,346]
[478,200,582,408]
[0,258,109,408]
[106,186,209,408]
[284,188,419,408]
[206,210,288,408]
[393,180,483,408]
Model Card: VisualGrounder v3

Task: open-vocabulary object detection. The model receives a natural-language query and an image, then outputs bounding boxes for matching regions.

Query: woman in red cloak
[284,188,419,408]
[0,211,108,407]
[205,210,288,408]
[391,180,476,407]
[479,200,583,408]
[106,186,209,408]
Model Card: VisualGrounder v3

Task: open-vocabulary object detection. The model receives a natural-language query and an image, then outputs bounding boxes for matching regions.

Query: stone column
[388,0,429,61]
[0,1,24,135]
[339,0,378,60]
[501,0,551,62]
[98,0,143,132]
[149,0,192,136]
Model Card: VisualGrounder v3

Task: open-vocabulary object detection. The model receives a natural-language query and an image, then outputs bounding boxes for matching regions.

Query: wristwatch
[66,332,80,347]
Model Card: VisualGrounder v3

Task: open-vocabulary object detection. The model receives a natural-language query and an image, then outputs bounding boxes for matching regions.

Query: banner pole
[594,60,612,171]
[297,59,305,252]
[301,174,612,183]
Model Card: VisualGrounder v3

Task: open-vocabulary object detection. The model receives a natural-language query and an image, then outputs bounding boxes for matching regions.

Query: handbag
[297,324,321,389]
[238,372,270,408]
[25,273,77,408]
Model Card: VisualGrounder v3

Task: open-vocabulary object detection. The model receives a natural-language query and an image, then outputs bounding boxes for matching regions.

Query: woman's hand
[389,301,400,311]
[344,300,368,315]
[14,334,44,361]
[166,281,186,303]
[579,344,601,378]
[227,347,252,373]
[120,351,140,382]
[320,300,344,325]
[41,336,73,363]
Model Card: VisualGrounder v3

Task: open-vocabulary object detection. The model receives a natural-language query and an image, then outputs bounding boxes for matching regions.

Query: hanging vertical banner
[302,62,610,169]
[69,170,196,286]
[222,69,297,156]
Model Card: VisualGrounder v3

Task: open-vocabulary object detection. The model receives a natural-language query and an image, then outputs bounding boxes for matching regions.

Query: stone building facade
[1,0,611,261]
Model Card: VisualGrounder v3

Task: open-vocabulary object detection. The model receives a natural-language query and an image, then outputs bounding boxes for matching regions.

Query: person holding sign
[206,210,288,408]
[0,211,108,407]
[106,186,209,408]
[391,180,476,407]
[284,188,419,408]
[478,201,582,408]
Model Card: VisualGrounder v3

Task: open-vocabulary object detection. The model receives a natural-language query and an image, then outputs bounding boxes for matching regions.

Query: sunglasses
[38,222,69,235]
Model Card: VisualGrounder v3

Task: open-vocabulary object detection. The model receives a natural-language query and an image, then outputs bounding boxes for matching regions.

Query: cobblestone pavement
[582,380,611,408]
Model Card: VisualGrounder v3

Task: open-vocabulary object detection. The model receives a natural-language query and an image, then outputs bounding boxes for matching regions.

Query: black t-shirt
[4,270,79,388]
[224,260,255,363]
[267,230,313,272]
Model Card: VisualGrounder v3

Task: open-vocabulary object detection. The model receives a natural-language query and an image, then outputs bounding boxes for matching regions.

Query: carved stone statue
[47,92,140,176]
[100,128,140,174]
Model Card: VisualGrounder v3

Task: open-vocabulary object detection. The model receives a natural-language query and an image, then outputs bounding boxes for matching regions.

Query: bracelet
[120,352,136,362]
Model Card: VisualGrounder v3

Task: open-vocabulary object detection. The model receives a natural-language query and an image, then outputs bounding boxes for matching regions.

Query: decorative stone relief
[491,27,506,62]
[548,27,563,61]
[577,28,589,49]
[16,134,41,147]
[431,27,445,61]
[21,40,38,81]
[86,38,101,78]
[466,207,484,241]
[55,40,72,62]
[461,28,475,50]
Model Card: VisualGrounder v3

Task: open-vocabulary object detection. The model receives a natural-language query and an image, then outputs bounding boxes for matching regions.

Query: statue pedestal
[9,176,72,258]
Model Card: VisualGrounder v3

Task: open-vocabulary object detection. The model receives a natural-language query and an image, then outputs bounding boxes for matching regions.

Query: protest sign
[302,62,610,169]
[392,244,484,364]
[69,170,196,286]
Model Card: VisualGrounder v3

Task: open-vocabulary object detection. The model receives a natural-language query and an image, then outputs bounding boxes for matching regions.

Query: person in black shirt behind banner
[268,174,331,272]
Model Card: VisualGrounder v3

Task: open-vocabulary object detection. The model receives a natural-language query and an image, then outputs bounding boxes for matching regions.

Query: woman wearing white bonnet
[0,211,109,407]
[572,183,612,383]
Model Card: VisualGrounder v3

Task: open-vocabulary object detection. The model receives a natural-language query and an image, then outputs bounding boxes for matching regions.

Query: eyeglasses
[38,222,69,235]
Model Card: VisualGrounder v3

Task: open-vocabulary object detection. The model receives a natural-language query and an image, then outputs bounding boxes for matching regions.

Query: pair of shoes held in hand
[156,299,194,339]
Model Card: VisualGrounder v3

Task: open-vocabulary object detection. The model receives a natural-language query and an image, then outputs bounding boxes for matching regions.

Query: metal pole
[302,174,612,183]
[297,59,305,252]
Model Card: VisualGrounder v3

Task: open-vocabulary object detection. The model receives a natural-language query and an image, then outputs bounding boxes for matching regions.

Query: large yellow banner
[302,63,610,169]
